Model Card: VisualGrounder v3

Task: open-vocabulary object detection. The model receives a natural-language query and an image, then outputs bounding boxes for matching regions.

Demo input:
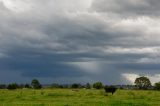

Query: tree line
[0,76,160,91]
[0,79,42,90]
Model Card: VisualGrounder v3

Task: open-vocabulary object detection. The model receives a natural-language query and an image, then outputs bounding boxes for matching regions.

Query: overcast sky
[0,0,160,85]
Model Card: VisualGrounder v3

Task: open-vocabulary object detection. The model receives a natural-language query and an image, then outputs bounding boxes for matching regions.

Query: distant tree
[0,84,6,89]
[59,85,64,88]
[93,82,103,89]
[154,82,160,90]
[31,79,42,89]
[25,84,31,88]
[7,83,19,90]
[134,76,151,90]
[71,83,80,89]
[86,83,91,89]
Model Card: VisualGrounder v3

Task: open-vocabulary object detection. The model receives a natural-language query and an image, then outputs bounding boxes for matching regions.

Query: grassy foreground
[0,89,160,106]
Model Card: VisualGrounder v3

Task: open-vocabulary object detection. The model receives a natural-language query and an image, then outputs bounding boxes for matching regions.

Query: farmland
[0,89,160,106]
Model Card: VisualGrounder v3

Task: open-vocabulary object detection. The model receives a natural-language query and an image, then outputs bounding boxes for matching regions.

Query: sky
[0,0,160,85]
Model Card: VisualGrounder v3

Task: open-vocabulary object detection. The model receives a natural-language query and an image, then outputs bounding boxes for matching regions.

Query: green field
[0,89,160,106]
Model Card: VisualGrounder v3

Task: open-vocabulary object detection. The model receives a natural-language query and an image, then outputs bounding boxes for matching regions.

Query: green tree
[134,76,151,90]
[86,83,91,89]
[31,79,42,89]
[0,84,6,89]
[71,83,80,89]
[7,83,19,90]
[25,84,31,88]
[154,82,160,90]
[93,82,103,89]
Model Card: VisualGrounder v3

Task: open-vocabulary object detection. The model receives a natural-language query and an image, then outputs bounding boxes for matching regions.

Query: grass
[0,89,160,106]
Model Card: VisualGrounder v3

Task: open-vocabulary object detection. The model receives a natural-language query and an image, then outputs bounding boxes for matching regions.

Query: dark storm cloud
[0,0,160,84]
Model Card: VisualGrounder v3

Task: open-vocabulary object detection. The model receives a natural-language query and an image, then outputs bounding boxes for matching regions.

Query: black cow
[104,86,117,95]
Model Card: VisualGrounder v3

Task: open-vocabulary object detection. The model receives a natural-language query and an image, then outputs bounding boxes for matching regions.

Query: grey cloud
[0,0,160,84]
[91,0,160,17]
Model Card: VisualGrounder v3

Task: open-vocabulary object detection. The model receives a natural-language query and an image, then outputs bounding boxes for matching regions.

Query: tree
[154,82,160,90]
[7,83,19,90]
[71,83,80,89]
[93,82,103,89]
[31,79,42,89]
[86,83,91,89]
[134,76,151,90]
[0,84,6,89]
[25,84,31,88]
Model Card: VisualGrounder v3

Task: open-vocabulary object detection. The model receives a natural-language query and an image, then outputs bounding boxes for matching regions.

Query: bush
[7,83,19,90]
[93,82,103,89]
[104,86,117,95]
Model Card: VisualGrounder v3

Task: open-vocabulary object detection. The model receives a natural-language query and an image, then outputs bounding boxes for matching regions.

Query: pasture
[0,89,160,106]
